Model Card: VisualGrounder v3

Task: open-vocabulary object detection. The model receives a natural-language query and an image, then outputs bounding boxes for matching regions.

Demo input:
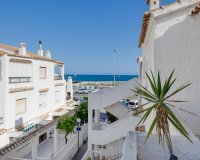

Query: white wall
[141,3,200,136]
[2,56,66,129]
[0,55,7,129]
[154,6,200,136]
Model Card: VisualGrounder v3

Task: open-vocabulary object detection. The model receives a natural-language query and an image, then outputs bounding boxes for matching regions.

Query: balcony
[9,77,31,84]
[54,75,63,80]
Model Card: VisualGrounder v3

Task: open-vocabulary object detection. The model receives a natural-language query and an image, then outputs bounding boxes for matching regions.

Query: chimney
[38,40,43,56]
[45,50,51,59]
[19,42,26,56]
[147,0,160,10]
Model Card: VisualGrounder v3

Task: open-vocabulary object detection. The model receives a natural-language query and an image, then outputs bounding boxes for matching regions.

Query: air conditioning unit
[0,117,3,124]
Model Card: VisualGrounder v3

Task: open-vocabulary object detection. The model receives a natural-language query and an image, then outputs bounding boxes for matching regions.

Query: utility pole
[113,50,116,86]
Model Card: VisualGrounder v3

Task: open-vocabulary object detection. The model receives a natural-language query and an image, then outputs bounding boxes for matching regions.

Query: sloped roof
[191,3,200,15]
[0,50,6,56]
[0,44,64,64]
[146,0,150,4]
[138,0,200,48]
[138,12,151,48]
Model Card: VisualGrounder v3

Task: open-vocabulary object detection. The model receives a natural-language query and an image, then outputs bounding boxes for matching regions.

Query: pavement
[72,142,88,160]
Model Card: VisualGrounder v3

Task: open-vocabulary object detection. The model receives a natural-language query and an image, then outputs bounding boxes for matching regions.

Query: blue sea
[64,74,138,82]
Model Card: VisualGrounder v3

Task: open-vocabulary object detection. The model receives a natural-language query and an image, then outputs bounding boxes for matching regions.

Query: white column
[54,126,58,154]
[94,110,100,123]
[32,137,38,160]
[62,65,65,79]
[88,107,93,151]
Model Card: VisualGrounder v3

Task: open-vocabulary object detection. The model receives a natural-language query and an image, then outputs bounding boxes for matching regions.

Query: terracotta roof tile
[138,12,151,48]
[55,108,64,112]
[191,3,200,15]
[0,44,64,64]
[39,88,49,93]
[0,108,76,155]
[0,50,6,56]
[54,83,65,87]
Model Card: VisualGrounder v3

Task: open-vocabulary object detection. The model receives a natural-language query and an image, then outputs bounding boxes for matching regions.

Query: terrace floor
[137,133,200,160]
[24,133,75,159]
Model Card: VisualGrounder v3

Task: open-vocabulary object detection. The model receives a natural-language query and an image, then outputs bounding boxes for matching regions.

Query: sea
[64,74,138,82]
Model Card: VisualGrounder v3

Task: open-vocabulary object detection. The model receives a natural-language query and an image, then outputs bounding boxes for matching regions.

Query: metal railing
[54,76,63,80]
[9,77,31,84]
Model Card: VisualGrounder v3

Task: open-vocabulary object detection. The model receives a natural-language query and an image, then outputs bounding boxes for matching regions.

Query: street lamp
[76,118,81,153]
[113,50,116,86]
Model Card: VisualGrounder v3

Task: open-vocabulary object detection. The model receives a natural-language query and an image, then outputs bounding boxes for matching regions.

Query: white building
[83,0,200,159]
[0,42,73,159]
[82,78,141,159]
[139,0,200,136]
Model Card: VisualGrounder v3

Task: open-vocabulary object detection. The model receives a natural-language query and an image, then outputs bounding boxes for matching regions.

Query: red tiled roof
[138,12,151,48]
[191,3,200,15]
[55,108,64,112]
[0,44,64,64]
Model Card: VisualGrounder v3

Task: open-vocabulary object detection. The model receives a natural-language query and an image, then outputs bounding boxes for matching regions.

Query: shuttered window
[40,67,46,79]
[39,93,47,107]
[55,91,61,102]
[16,99,26,115]
[9,62,32,77]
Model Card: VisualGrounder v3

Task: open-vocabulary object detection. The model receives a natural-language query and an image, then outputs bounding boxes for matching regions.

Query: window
[9,61,32,83]
[55,91,61,102]
[39,132,47,144]
[16,99,26,115]
[39,93,47,107]
[0,117,3,124]
[40,67,46,79]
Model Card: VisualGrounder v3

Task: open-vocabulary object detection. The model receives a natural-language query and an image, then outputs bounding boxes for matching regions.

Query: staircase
[88,78,140,110]
[89,115,140,145]
[105,102,130,119]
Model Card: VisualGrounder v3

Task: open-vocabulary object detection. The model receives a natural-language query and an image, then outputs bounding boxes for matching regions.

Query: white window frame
[39,93,47,107]
[16,98,26,115]
[40,67,47,79]
[55,91,61,102]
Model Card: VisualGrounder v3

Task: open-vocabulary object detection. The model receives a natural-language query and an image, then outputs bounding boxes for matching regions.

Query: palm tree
[133,70,192,160]
[57,116,76,144]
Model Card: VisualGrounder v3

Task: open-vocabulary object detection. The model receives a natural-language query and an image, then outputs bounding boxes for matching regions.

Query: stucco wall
[3,57,66,129]
[141,19,156,133]
[154,6,200,135]
[0,55,7,129]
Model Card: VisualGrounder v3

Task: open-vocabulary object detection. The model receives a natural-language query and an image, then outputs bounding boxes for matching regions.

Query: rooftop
[139,0,200,48]
[0,44,64,64]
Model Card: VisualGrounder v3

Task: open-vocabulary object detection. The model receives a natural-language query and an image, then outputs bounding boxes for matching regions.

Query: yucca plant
[133,70,192,160]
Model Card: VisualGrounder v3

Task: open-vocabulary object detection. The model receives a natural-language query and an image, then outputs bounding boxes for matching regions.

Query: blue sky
[0,0,174,75]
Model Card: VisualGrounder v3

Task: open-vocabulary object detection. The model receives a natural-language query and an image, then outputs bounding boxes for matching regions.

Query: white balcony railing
[9,77,31,84]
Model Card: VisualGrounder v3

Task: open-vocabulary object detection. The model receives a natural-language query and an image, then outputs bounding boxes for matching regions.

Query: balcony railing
[54,75,63,80]
[9,77,31,84]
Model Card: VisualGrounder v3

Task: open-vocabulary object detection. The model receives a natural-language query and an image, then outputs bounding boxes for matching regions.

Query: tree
[57,115,76,144]
[133,70,192,160]
[76,102,88,124]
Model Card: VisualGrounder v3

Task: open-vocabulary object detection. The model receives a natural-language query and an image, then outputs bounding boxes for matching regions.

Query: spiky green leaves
[133,70,192,145]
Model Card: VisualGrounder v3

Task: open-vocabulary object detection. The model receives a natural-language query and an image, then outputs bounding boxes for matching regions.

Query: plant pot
[170,155,178,160]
